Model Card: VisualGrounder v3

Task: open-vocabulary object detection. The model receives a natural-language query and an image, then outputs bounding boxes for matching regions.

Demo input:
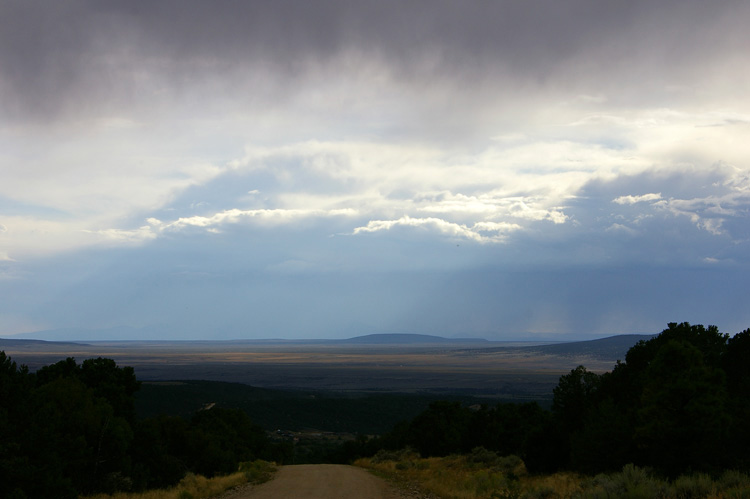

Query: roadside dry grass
[356,448,558,499]
[84,460,276,499]
[84,473,247,499]
[355,449,750,499]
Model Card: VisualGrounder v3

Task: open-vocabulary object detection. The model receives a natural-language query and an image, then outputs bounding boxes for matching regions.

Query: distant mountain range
[1,329,487,343]
[338,333,489,344]
[0,327,497,343]
[2,327,648,346]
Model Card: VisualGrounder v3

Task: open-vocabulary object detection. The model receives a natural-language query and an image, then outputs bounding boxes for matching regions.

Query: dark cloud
[2,0,747,123]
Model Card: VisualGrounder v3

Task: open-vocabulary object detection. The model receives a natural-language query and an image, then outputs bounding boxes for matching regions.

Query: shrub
[371,447,419,464]
[395,461,411,470]
[171,471,248,498]
[465,448,527,477]
[582,464,668,499]
[498,455,527,477]
[473,469,510,494]
[238,460,276,484]
[468,446,501,466]
[671,473,714,498]
[718,470,750,490]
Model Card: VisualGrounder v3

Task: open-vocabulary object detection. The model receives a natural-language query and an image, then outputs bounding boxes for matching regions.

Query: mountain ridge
[1,332,655,359]
[339,333,489,344]
[2,326,649,344]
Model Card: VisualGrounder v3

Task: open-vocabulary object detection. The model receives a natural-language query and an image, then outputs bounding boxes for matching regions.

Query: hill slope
[519,334,655,361]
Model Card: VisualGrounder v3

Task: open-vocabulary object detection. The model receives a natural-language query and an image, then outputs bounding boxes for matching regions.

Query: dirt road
[220,464,423,499]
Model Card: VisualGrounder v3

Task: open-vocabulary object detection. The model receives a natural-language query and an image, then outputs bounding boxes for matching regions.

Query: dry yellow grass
[356,451,552,499]
[357,453,750,499]
[83,471,249,499]
[83,460,277,499]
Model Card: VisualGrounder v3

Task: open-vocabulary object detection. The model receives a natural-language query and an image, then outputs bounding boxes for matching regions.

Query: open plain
[0,335,644,400]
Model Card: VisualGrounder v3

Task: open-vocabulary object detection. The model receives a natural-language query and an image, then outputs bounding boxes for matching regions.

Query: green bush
[671,473,714,498]
[582,464,668,499]
[238,459,276,484]
[395,460,411,470]
[718,470,750,490]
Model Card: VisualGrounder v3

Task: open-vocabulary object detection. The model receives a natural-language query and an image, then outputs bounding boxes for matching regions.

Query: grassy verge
[355,448,750,498]
[83,460,277,499]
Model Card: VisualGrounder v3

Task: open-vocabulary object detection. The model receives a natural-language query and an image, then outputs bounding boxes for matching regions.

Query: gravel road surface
[219,464,425,499]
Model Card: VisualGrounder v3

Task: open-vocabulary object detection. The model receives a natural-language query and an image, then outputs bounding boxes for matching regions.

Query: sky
[1,0,750,341]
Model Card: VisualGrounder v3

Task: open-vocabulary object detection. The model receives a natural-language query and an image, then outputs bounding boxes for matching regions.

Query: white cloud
[352,216,521,243]
[91,207,359,242]
[472,221,524,236]
[85,225,159,244]
[226,138,632,236]
[163,208,357,230]
[4,111,749,260]
[415,192,568,225]
[613,193,663,205]
[644,167,750,237]
[653,198,728,236]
